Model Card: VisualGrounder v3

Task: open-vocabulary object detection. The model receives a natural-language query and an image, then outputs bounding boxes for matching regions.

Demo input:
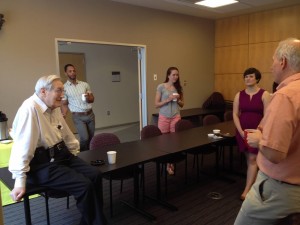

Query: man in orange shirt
[234,38,300,224]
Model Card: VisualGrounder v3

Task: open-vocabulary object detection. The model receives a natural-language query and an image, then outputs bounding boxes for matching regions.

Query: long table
[78,121,236,221]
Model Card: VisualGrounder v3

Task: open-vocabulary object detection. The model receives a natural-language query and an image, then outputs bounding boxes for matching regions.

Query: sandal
[166,164,174,175]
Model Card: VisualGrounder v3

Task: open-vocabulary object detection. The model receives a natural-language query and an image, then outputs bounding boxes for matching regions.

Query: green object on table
[0,142,14,206]
[0,142,39,206]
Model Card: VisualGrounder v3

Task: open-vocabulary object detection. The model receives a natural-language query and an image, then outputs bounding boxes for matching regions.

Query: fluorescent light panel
[195,0,238,8]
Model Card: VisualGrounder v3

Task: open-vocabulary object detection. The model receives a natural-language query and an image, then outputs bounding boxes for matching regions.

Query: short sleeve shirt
[257,73,300,184]
[157,83,180,118]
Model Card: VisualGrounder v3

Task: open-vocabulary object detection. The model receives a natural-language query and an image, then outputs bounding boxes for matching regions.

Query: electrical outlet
[154,74,157,81]
[107,111,110,116]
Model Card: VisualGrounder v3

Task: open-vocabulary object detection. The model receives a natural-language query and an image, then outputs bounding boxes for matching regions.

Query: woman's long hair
[164,66,183,96]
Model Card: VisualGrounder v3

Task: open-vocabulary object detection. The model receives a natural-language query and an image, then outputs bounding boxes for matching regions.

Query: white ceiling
[111,0,300,19]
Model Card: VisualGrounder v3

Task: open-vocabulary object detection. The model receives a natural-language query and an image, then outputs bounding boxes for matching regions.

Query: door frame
[54,38,147,130]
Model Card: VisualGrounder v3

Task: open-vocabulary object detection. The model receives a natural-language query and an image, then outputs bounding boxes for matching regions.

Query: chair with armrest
[222,110,238,169]
[175,119,218,181]
[89,133,138,217]
[224,110,233,121]
[276,213,300,225]
[0,167,69,225]
[141,125,187,197]
[201,115,222,169]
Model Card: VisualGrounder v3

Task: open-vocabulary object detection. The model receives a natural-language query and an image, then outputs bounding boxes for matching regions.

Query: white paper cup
[81,94,87,102]
[172,93,179,101]
[213,129,220,134]
[207,133,214,137]
[107,151,117,164]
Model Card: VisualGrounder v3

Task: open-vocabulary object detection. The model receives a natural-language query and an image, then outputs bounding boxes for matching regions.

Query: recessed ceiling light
[195,0,239,8]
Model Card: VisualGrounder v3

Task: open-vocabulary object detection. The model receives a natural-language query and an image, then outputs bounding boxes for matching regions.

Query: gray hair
[35,75,61,94]
[275,38,300,72]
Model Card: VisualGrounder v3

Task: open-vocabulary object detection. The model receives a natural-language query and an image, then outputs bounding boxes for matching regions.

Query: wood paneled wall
[215,4,300,100]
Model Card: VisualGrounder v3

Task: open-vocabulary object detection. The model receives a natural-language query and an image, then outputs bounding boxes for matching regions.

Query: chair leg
[109,178,113,217]
[66,195,70,209]
[192,154,196,168]
[120,179,123,193]
[165,169,168,198]
[196,154,200,182]
[23,195,32,225]
[185,153,188,184]
[141,164,145,201]
[45,192,50,225]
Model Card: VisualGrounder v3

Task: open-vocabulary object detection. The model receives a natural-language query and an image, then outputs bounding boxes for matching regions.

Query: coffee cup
[172,93,179,101]
[213,129,220,134]
[81,94,87,102]
[107,151,117,164]
[244,130,249,147]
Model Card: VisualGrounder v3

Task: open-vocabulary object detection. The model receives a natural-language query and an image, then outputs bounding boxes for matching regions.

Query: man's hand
[10,187,26,202]
[245,129,262,148]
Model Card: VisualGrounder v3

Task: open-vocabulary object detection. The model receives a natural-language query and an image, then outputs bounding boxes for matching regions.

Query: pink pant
[158,114,181,134]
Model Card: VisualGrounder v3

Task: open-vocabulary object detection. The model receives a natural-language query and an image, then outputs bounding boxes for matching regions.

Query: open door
[137,47,147,131]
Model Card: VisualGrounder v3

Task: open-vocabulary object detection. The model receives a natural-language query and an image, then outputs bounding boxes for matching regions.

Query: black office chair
[141,125,187,197]
[0,167,69,225]
[89,133,139,217]
[223,110,233,121]
[276,213,300,225]
[175,119,217,181]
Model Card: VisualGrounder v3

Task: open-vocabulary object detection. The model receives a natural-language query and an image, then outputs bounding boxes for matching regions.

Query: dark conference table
[79,121,236,221]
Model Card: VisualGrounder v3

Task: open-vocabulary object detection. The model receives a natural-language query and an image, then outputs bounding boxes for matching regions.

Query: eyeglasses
[53,88,65,94]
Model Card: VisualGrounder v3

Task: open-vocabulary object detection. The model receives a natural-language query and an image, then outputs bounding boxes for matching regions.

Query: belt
[30,141,73,167]
[72,109,93,116]
[261,171,299,186]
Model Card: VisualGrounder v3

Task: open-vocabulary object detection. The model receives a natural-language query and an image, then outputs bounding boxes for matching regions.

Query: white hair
[35,75,61,94]
[275,38,300,72]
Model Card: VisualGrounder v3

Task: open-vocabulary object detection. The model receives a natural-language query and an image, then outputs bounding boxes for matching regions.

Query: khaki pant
[234,170,300,225]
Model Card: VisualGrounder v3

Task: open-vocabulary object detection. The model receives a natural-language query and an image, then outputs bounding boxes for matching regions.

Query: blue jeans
[72,112,95,151]
[234,170,300,225]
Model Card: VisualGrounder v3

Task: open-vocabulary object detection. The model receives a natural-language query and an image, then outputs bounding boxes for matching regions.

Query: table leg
[121,165,156,221]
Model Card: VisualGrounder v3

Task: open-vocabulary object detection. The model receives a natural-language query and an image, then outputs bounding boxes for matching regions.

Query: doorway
[55,39,147,134]
[58,53,86,133]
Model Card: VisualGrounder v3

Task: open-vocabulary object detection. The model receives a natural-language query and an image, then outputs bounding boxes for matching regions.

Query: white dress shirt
[9,94,79,188]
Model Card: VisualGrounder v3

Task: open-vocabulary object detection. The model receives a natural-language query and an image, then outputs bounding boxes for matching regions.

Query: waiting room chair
[223,110,233,121]
[141,125,187,197]
[201,115,222,169]
[276,213,300,225]
[175,119,217,181]
[89,133,138,217]
[0,167,69,225]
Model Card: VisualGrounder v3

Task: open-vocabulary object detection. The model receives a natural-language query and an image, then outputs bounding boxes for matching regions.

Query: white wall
[0,0,215,127]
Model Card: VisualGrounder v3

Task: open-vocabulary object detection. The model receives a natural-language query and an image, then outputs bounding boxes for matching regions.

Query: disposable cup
[107,151,117,164]
[244,130,249,148]
[213,129,220,134]
[172,93,179,101]
[81,94,87,102]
